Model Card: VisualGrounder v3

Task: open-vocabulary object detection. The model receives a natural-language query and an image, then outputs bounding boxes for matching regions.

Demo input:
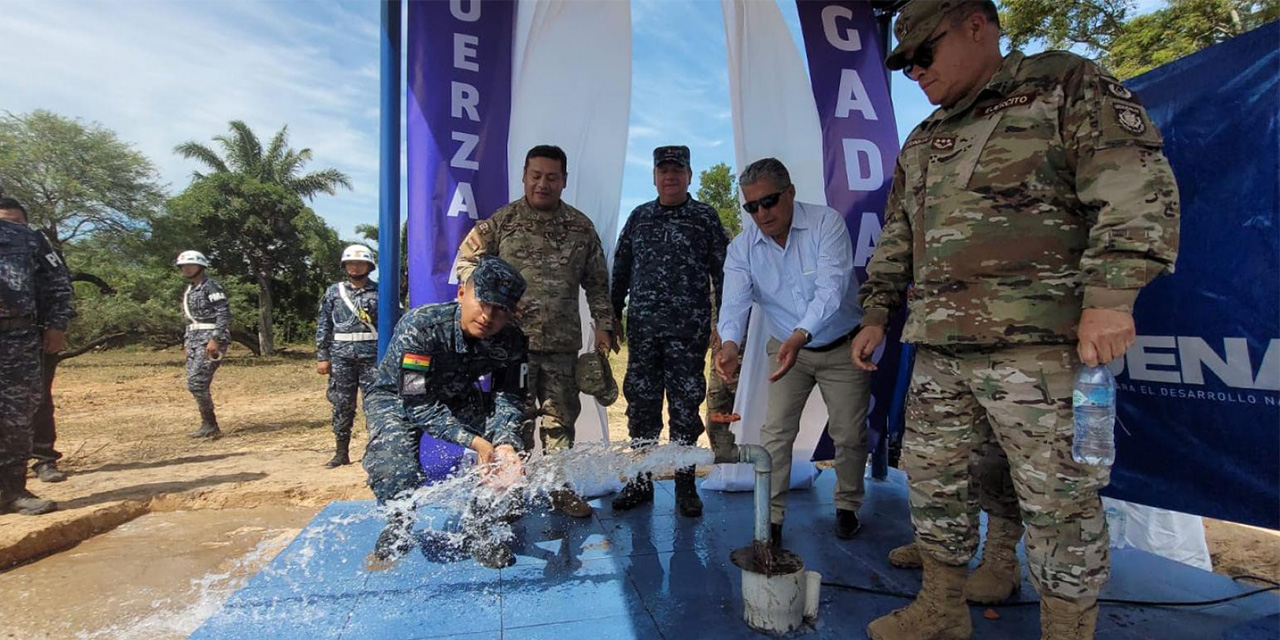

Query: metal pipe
[716,444,772,546]
[376,0,402,358]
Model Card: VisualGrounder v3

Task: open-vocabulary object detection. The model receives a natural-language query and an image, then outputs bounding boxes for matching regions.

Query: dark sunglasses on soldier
[742,191,785,215]
[902,30,947,78]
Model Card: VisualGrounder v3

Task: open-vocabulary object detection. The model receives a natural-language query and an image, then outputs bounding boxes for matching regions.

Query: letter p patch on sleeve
[1096,75,1163,148]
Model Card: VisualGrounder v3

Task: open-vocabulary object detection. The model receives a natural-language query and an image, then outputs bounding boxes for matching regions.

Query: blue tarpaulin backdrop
[1105,22,1279,529]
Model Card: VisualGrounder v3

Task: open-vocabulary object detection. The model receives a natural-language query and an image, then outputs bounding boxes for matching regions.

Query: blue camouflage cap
[653,145,690,168]
[470,255,526,310]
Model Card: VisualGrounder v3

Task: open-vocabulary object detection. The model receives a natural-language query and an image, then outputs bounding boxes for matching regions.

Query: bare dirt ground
[0,345,1274,637]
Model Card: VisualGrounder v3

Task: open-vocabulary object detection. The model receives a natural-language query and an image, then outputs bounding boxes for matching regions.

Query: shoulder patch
[1103,79,1134,101]
[1112,103,1147,135]
[207,292,227,302]
[903,136,930,150]
[44,252,62,268]
[931,136,956,151]
[401,353,433,371]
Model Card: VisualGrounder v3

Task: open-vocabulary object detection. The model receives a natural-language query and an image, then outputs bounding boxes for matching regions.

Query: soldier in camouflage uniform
[176,250,232,440]
[363,256,529,569]
[0,197,74,515]
[610,145,729,517]
[316,244,379,468]
[852,3,1180,639]
[455,145,616,518]
[705,304,742,459]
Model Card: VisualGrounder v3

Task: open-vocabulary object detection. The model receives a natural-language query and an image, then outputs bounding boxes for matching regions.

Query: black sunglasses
[902,30,948,78]
[742,190,786,215]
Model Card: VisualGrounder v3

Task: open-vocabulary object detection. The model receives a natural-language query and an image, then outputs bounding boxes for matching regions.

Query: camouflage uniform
[316,281,379,438]
[456,198,614,453]
[612,195,728,446]
[860,50,1180,601]
[182,277,231,431]
[0,220,74,490]
[362,302,528,503]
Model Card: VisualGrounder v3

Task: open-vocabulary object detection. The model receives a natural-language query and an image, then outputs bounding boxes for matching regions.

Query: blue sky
[2,0,1162,244]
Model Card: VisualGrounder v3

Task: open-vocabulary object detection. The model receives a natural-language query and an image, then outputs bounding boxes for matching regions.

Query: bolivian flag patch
[402,353,432,371]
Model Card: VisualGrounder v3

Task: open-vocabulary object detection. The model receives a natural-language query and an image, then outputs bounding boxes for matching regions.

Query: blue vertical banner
[795,0,905,466]
[406,0,516,306]
[1106,23,1279,529]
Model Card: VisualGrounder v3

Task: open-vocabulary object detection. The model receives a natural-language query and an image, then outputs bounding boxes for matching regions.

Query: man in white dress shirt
[714,157,870,547]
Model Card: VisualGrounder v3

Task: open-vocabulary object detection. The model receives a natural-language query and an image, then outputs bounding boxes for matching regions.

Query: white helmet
[175,250,209,267]
[341,244,376,266]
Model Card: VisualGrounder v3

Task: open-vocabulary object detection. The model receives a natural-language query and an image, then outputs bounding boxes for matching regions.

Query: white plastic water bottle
[1072,365,1116,466]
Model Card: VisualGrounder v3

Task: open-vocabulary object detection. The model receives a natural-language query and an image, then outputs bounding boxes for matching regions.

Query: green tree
[173,121,351,355]
[0,110,166,250]
[697,162,742,238]
[1001,0,1278,79]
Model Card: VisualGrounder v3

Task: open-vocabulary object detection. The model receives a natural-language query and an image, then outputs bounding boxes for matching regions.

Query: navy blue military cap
[653,145,690,168]
[470,255,526,310]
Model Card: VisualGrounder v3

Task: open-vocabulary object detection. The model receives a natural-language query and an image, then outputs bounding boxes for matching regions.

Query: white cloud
[0,0,381,239]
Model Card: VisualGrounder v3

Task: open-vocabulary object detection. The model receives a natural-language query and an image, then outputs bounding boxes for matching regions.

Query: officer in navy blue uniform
[363,255,530,568]
[316,244,379,468]
[610,145,729,517]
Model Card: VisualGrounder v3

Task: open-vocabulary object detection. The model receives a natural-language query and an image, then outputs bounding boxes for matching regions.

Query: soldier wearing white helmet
[315,244,379,467]
[176,250,231,439]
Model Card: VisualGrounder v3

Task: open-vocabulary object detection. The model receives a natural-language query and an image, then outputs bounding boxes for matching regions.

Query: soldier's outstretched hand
[483,444,524,490]
[851,325,885,371]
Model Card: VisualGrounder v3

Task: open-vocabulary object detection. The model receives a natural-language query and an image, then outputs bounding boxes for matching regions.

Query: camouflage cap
[469,255,526,310]
[653,145,690,168]
[575,350,619,406]
[886,0,970,71]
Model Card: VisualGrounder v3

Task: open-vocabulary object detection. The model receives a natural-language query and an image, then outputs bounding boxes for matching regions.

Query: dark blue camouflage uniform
[0,221,74,480]
[612,195,728,445]
[363,302,528,503]
[183,277,231,428]
[316,282,379,438]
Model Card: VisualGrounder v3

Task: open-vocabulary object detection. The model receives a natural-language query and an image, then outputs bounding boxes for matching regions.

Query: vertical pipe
[377,0,403,358]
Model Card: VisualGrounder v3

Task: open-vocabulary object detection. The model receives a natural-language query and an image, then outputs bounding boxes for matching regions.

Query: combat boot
[611,473,653,511]
[471,539,516,569]
[888,541,923,569]
[866,554,973,640]
[674,467,702,517]
[0,470,57,516]
[324,435,351,468]
[371,512,414,563]
[549,486,593,518]
[1039,596,1099,640]
[964,517,1024,604]
[33,461,67,483]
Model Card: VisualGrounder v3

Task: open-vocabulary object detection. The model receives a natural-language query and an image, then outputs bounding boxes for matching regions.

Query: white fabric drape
[507,0,632,496]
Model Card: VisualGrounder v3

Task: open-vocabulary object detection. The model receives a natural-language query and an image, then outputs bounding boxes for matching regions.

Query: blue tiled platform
[190,469,1278,639]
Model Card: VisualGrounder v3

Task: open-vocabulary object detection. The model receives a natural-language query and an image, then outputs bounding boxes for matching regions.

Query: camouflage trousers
[31,351,61,466]
[185,332,227,428]
[623,332,706,446]
[521,351,580,454]
[0,329,42,476]
[327,355,377,438]
[905,344,1110,602]
[364,401,493,504]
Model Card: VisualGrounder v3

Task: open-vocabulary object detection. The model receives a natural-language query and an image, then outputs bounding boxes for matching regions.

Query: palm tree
[175,121,351,355]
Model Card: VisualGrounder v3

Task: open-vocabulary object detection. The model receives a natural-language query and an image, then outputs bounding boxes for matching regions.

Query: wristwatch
[796,328,812,345]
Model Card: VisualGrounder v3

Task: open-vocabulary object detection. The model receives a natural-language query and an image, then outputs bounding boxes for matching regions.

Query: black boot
[0,469,57,516]
[372,512,414,563]
[324,434,351,468]
[610,473,653,511]
[771,522,783,549]
[189,396,221,439]
[674,467,703,517]
[33,461,67,483]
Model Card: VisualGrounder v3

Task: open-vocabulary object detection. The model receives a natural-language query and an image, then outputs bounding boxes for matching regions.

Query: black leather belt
[0,316,36,332]
[803,326,861,353]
